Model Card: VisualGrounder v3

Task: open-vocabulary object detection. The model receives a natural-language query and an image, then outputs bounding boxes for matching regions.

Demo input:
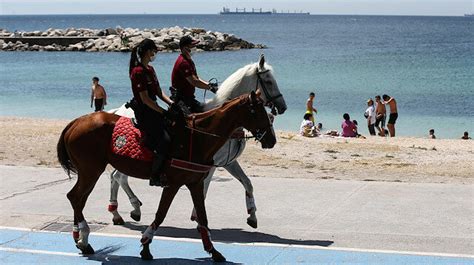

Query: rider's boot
[149,152,167,187]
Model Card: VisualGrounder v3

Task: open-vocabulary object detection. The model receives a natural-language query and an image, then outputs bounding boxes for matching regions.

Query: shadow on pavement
[86,245,241,264]
[123,222,333,247]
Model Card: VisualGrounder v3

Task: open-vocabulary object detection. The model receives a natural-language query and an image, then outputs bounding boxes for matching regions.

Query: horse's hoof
[190,215,197,222]
[77,244,95,255]
[140,244,153,260]
[113,217,125,225]
[130,212,141,222]
[210,248,226,262]
[247,218,258,229]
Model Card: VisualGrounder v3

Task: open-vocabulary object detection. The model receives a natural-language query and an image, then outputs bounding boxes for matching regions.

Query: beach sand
[0,116,473,184]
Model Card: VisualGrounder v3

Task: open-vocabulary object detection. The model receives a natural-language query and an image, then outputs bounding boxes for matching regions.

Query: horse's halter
[256,69,283,115]
[246,96,274,142]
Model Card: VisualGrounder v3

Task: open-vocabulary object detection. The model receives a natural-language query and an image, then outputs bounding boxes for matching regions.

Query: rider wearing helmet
[129,38,173,187]
[170,35,218,113]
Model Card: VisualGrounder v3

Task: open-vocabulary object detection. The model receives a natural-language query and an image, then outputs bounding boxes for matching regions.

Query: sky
[0,0,472,16]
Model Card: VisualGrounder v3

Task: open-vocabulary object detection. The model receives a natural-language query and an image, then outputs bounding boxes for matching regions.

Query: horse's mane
[205,62,273,109]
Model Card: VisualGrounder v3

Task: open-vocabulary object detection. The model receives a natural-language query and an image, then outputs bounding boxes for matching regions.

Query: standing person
[90,77,107,112]
[428,129,436,139]
[374,95,386,136]
[128,38,173,187]
[305,92,318,123]
[382,94,398,137]
[341,113,357,138]
[170,35,217,113]
[365,99,376,136]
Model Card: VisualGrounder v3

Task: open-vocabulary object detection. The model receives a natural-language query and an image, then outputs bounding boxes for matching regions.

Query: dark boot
[149,153,166,187]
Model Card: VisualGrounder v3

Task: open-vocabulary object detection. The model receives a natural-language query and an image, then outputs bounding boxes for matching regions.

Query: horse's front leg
[140,185,180,260]
[188,182,226,262]
[224,161,258,228]
[191,167,216,222]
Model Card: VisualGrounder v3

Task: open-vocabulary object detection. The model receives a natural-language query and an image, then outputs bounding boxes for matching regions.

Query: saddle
[111,117,153,161]
[111,116,213,173]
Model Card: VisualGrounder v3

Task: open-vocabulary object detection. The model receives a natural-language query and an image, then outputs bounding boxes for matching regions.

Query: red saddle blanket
[111,117,153,162]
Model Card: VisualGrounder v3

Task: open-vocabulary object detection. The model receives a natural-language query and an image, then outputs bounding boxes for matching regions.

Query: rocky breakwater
[0,27,266,52]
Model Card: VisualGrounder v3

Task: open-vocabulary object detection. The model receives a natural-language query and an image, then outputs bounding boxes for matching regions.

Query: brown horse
[57,92,275,262]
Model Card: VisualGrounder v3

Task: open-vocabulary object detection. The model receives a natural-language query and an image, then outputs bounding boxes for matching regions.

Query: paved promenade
[0,165,473,264]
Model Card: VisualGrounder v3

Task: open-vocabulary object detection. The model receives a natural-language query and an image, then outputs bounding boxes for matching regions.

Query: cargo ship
[220,7,310,15]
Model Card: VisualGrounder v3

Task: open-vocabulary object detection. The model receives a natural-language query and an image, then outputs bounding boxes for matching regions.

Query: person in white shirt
[365,99,376,136]
[300,113,318,137]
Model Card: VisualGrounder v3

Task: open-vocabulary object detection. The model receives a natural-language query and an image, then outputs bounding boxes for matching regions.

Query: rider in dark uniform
[170,36,217,113]
[129,39,173,187]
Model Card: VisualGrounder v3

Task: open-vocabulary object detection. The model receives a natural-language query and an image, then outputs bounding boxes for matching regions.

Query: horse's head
[240,91,276,149]
[255,54,287,115]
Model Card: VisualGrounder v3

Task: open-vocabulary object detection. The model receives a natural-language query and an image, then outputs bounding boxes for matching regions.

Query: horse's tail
[57,119,78,178]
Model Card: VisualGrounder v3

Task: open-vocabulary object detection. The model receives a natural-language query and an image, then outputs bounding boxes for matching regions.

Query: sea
[1,14,473,138]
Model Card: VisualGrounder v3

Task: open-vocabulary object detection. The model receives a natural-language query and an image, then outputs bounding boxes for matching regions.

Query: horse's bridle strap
[256,70,283,103]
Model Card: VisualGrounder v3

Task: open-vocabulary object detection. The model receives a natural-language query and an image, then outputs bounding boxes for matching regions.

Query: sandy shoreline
[0,116,473,184]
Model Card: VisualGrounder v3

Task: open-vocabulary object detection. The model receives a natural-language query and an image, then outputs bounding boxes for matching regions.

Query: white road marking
[1,226,473,259]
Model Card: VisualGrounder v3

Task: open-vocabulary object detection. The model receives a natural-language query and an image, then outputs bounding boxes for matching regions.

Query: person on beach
[382,94,398,137]
[461,131,471,140]
[429,129,436,139]
[365,99,376,136]
[300,113,318,137]
[90,77,107,112]
[170,35,217,114]
[128,38,173,187]
[305,92,318,123]
[352,120,366,139]
[375,95,386,136]
[341,113,357,138]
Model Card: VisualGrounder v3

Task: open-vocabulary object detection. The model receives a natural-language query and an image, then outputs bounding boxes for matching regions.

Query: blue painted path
[1,228,473,264]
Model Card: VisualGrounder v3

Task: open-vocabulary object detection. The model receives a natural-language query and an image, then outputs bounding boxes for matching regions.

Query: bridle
[256,69,283,115]
[185,96,272,141]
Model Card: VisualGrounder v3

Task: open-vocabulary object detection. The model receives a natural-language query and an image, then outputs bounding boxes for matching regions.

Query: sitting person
[429,129,436,139]
[352,120,366,139]
[341,113,357,138]
[300,113,319,137]
[316,123,323,131]
[461,131,471,140]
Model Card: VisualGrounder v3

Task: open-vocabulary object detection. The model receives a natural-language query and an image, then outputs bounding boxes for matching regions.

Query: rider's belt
[170,158,212,173]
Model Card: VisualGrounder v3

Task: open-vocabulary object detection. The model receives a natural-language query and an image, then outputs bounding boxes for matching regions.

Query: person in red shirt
[128,38,173,187]
[170,36,217,113]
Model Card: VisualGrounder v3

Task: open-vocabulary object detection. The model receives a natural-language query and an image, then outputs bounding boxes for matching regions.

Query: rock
[140,32,154,39]
[0,26,261,52]
[43,45,56,51]
[66,31,78,36]
[191,28,206,34]
[105,28,118,35]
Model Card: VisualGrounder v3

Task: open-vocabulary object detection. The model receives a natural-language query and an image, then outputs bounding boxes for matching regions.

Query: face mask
[150,54,156,62]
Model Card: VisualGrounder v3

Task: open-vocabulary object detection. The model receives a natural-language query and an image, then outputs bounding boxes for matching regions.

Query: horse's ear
[259,54,265,70]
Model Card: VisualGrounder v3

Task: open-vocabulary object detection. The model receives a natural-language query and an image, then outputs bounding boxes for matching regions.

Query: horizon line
[0,13,470,17]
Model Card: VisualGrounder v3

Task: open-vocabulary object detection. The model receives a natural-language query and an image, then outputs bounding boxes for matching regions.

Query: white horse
[108,55,287,228]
